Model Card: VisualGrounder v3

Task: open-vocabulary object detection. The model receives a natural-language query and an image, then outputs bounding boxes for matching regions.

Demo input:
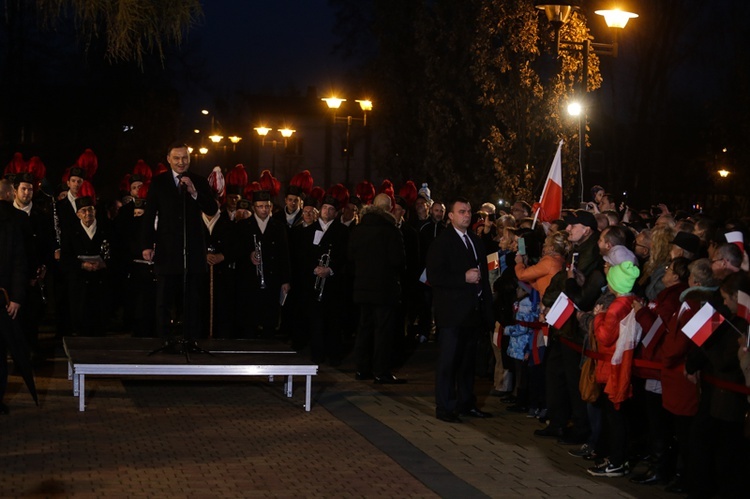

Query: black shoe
[355,371,373,380]
[374,374,407,384]
[630,468,663,485]
[436,413,462,423]
[534,426,564,438]
[459,408,492,418]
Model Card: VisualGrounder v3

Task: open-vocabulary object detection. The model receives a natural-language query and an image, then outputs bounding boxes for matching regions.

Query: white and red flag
[532,140,563,226]
[641,315,664,349]
[737,290,750,323]
[492,322,503,348]
[545,292,575,329]
[487,252,499,272]
[725,231,744,253]
[681,302,725,346]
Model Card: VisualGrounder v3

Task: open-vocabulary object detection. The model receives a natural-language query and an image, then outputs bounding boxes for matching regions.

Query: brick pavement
[0,335,681,498]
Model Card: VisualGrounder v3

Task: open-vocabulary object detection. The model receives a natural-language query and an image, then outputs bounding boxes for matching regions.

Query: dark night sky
[185,1,353,104]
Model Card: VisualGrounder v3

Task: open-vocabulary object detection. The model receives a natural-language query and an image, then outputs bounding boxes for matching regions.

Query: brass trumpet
[314,247,331,302]
[253,234,266,289]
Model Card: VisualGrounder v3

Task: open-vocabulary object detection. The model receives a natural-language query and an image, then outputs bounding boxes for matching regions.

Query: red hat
[137,182,149,200]
[399,181,418,207]
[356,180,375,205]
[244,181,262,202]
[226,164,249,195]
[4,152,27,175]
[289,170,314,195]
[132,159,152,183]
[259,169,280,197]
[309,186,325,206]
[327,183,350,210]
[208,166,225,201]
[79,180,96,200]
[75,149,98,179]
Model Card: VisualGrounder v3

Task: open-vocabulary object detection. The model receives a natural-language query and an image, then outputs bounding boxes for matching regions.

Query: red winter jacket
[593,294,636,384]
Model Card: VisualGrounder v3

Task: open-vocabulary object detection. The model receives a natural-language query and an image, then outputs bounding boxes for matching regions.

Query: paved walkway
[2,335,682,498]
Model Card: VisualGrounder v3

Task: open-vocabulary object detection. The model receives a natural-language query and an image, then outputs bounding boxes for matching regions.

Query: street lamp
[322,96,373,186]
[254,126,296,175]
[535,1,638,203]
[718,169,730,178]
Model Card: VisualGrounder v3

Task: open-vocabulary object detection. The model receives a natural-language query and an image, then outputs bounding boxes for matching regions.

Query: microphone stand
[149,174,211,361]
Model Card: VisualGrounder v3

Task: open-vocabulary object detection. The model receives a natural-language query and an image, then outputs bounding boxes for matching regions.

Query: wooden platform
[63,337,318,412]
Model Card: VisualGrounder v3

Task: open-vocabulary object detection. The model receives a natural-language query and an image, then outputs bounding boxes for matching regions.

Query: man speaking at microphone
[142,142,217,340]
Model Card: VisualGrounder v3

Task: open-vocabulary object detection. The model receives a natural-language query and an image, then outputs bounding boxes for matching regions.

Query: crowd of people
[1,147,749,497]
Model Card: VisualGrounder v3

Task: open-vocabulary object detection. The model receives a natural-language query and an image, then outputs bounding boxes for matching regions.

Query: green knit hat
[607,261,640,295]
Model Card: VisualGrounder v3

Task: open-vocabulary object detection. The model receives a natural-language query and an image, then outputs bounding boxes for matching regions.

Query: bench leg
[67,361,72,381]
[305,375,312,412]
[78,375,86,412]
[73,372,79,396]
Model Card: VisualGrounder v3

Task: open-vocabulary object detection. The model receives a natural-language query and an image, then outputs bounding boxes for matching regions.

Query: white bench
[63,338,318,412]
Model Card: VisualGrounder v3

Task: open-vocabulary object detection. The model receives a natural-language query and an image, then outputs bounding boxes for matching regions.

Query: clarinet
[253,234,266,290]
[101,239,111,261]
[51,194,61,250]
[314,247,331,302]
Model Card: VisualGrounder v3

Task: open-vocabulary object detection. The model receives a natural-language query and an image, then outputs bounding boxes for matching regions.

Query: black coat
[301,219,349,302]
[0,202,27,305]
[426,227,493,330]
[236,215,291,288]
[347,208,405,305]
[141,170,218,275]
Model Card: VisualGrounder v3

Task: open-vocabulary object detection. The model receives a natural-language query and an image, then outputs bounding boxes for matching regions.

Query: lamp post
[535,2,637,203]
[322,97,372,187]
[254,126,296,176]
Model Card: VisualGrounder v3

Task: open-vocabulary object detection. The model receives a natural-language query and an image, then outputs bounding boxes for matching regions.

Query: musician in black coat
[201,206,239,339]
[60,197,112,336]
[301,195,349,364]
[141,143,218,340]
[426,197,494,423]
[235,190,291,338]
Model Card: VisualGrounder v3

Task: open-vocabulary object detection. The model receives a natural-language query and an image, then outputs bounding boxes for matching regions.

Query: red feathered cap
[327,184,350,210]
[244,181,262,202]
[208,166,225,200]
[289,170,314,195]
[399,181,418,207]
[27,156,47,185]
[75,149,98,179]
[259,169,281,197]
[132,159,152,183]
[4,152,27,175]
[155,163,169,175]
[226,164,248,195]
[309,186,325,206]
[137,183,149,200]
[79,180,96,200]
[356,181,375,205]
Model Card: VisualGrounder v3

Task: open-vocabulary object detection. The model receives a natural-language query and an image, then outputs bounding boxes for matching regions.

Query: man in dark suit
[141,142,218,340]
[427,197,494,423]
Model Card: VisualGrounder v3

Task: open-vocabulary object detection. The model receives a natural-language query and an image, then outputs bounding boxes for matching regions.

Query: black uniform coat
[426,227,493,330]
[301,219,349,302]
[141,170,218,275]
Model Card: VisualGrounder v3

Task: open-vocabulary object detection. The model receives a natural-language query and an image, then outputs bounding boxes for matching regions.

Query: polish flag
[681,302,725,346]
[640,315,664,348]
[725,231,744,253]
[738,290,750,323]
[545,292,575,329]
[487,252,499,271]
[534,140,563,223]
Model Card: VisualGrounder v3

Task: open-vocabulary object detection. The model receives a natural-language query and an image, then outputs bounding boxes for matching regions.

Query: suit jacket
[301,219,349,301]
[141,170,218,275]
[426,227,493,330]
[236,215,291,288]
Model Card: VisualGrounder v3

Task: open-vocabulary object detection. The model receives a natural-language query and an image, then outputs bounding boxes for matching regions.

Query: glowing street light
[567,102,583,116]
[322,95,374,185]
[718,169,730,178]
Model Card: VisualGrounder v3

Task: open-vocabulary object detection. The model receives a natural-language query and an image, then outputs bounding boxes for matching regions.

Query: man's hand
[251,251,260,266]
[6,301,20,320]
[465,268,481,284]
[314,266,332,278]
[142,249,154,261]
[281,283,291,294]
[178,176,197,197]
[207,253,225,266]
